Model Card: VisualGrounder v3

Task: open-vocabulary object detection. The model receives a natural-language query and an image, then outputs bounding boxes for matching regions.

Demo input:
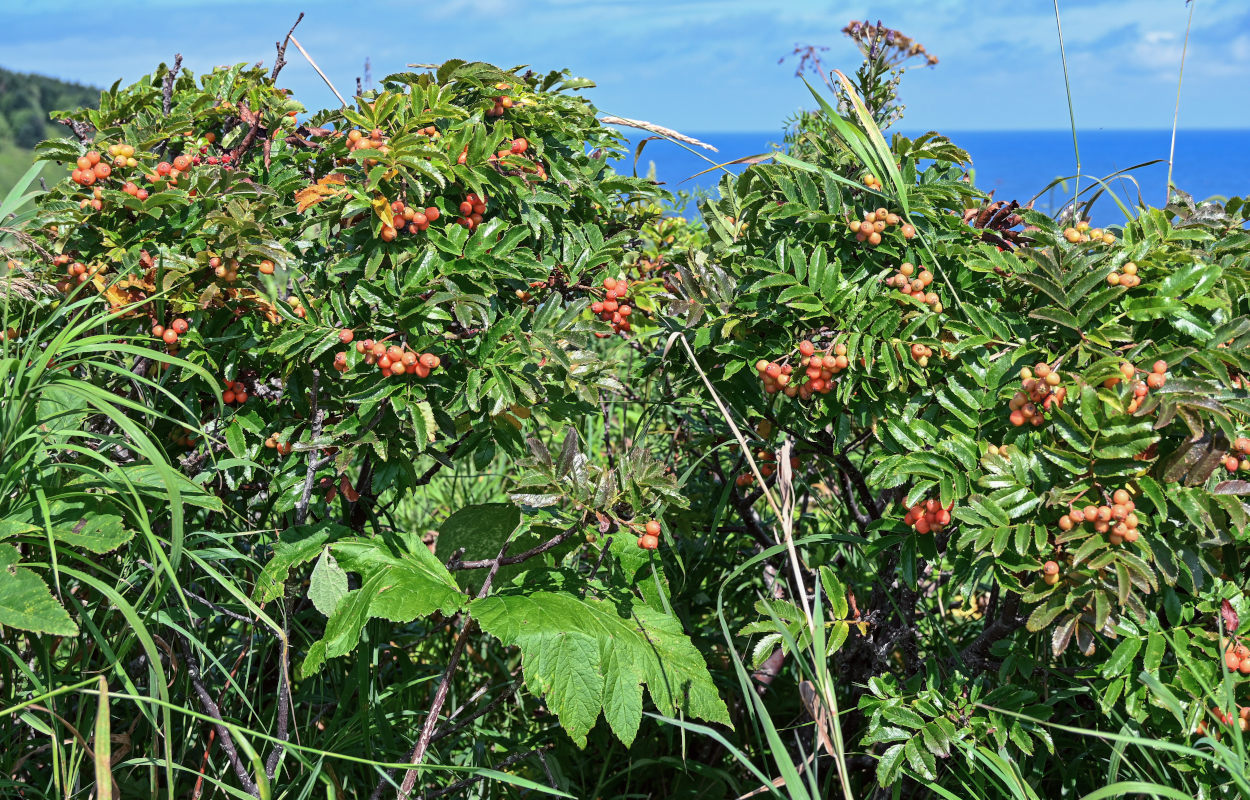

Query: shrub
[2,28,1249,800]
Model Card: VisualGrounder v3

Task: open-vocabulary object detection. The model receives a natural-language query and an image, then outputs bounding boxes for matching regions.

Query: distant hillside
[0,67,100,198]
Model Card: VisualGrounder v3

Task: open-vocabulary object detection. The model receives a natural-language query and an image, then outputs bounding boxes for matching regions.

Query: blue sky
[2,0,1247,132]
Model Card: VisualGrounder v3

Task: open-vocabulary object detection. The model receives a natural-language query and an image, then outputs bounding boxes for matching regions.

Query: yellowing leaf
[371,194,394,228]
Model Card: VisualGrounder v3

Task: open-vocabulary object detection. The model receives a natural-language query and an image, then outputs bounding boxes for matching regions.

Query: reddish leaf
[1220,599,1239,633]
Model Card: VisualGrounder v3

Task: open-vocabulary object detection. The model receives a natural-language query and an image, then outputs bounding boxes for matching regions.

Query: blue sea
[610,129,1249,226]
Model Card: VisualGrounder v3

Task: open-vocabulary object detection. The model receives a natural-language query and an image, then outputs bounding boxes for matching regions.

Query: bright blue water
[611,129,1249,225]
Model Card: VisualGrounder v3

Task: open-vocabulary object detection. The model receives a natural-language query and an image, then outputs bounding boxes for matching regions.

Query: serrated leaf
[471,591,730,747]
[0,545,78,636]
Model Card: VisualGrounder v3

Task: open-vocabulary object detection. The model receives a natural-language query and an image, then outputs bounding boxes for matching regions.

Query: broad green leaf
[472,591,731,747]
[0,545,78,636]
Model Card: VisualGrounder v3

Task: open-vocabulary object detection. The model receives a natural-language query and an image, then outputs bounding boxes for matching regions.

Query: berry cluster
[754,339,851,400]
[453,192,488,231]
[590,276,633,336]
[637,519,662,550]
[346,128,390,162]
[1042,560,1060,585]
[861,172,882,190]
[69,150,112,187]
[347,337,442,378]
[1057,489,1143,545]
[168,428,197,448]
[1197,705,1250,738]
[884,261,942,313]
[1062,221,1116,245]
[848,207,916,247]
[909,342,933,368]
[902,498,952,534]
[152,317,191,347]
[1106,261,1141,289]
[222,379,249,405]
[985,443,1012,458]
[485,83,516,118]
[1222,640,1250,675]
[490,136,530,161]
[1104,360,1168,414]
[65,135,224,214]
[1224,437,1250,473]
[53,255,106,291]
[264,435,294,456]
[384,200,442,240]
[734,449,800,486]
[286,295,308,320]
[1008,362,1067,427]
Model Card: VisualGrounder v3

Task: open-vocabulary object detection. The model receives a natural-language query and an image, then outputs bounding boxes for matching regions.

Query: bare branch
[270,13,305,82]
[57,118,94,143]
[163,54,183,116]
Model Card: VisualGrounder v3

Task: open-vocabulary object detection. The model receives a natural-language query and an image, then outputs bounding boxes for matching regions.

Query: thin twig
[396,618,476,797]
[294,369,323,527]
[270,13,305,82]
[289,34,349,108]
[423,747,552,800]
[581,536,613,597]
[179,637,260,798]
[446,518,583,571]
[431,674,522,743]
[268,371,320,778]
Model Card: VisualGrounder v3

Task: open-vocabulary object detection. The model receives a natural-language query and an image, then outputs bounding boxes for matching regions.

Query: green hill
[0,67,100,198]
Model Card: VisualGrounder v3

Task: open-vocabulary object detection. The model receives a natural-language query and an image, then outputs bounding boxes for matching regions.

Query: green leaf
[0,545,78,636]
[876,742,906,787]
[301,534,465,677]
[308,548,349,617]
[435,503,522,593]
[472,591,731,747]
[254,522,346,603]
[1101,636,1142,678]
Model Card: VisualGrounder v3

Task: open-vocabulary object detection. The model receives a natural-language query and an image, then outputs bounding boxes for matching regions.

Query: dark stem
[270,13,305,82]
[430,674,522,744]
[446,516,585,572]
[390,515,586,798]
[294,369,323,526]
[264,596,293,779]
[947,595,1024,675]
[162,54,183,116]
[423,747,552,800]
[179,636,260,797]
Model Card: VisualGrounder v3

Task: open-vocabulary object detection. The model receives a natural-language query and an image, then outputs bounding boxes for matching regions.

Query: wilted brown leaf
[295,173,347,213]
